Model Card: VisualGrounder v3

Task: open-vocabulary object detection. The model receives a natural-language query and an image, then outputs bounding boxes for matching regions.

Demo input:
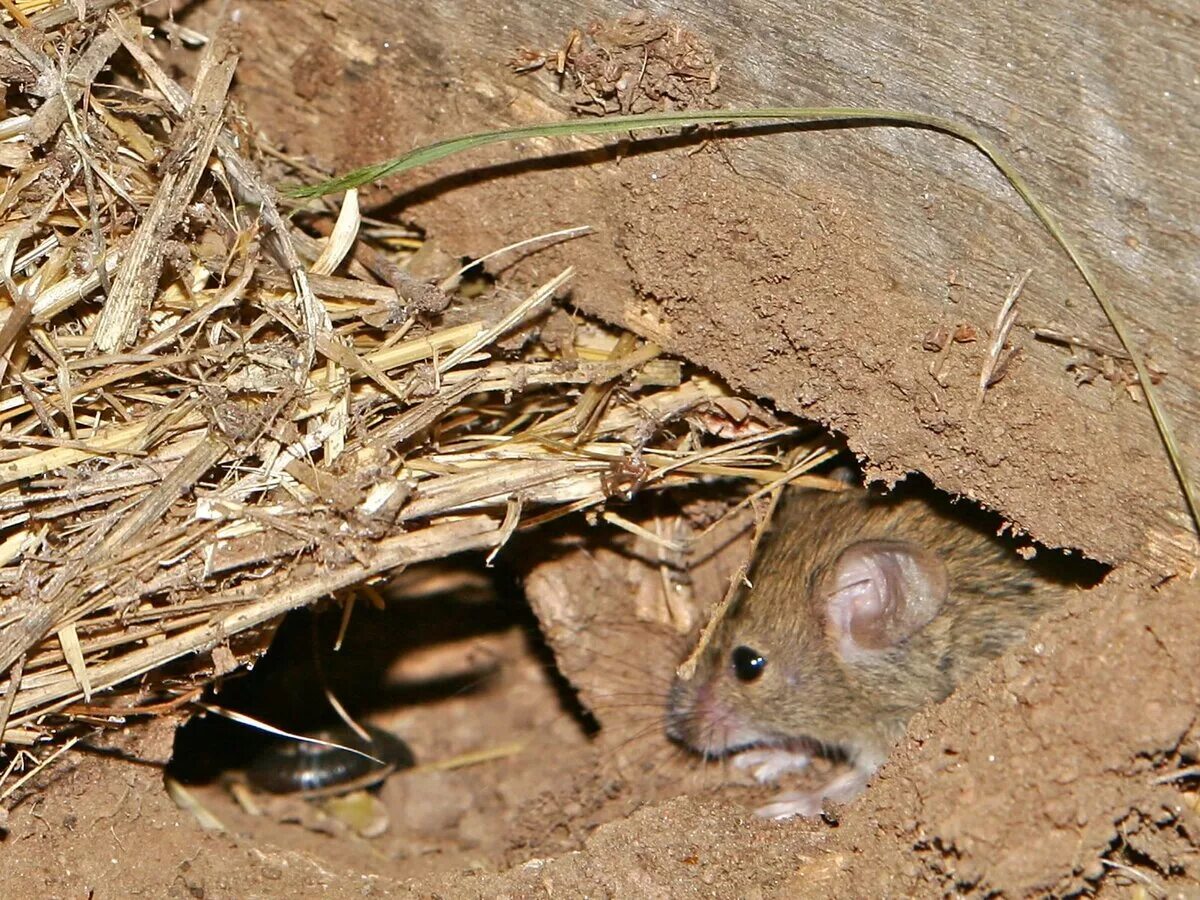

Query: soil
[213,0,1200,576]
[3,561,1196,898]
[2,4,1198,898]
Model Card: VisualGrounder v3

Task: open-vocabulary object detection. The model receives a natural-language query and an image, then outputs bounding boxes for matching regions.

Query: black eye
[731,645,767,682]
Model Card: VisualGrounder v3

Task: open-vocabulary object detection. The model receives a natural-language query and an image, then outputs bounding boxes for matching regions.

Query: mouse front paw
[732,748,812,784]
[753,765,873,821]
[754,790,825,820]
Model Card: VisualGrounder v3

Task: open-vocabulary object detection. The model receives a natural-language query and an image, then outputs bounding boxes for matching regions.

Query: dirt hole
[169,556,597,779]
[164,444,1107,870]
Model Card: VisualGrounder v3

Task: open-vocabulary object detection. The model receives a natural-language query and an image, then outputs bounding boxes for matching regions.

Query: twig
[27,30,121,147]
[0,654,25,746]
[0,736,80,802]
[91,29,237,351]
[977,269,1031,406]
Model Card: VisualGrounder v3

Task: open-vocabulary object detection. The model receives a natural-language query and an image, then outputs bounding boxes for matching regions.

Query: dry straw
[0,2,816,780]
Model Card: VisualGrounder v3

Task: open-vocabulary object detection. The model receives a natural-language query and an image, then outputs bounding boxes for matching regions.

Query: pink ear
[824,540,949,659]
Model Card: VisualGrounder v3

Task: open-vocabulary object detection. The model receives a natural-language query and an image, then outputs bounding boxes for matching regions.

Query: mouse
[665,481,1075,820]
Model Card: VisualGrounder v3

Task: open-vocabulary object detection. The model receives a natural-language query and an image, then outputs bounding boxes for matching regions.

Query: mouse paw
[754,766,873,821]
[732,748,811,784]
[754,790,825,820]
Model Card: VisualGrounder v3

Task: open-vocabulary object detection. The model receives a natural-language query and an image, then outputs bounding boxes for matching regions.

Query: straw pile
[0,2,826,785]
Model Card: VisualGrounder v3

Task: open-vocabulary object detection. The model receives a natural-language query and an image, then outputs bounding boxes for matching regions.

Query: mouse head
[666,495,953,759]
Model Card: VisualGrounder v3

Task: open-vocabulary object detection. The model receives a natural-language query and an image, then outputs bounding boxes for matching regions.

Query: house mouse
[665,482,1075,820]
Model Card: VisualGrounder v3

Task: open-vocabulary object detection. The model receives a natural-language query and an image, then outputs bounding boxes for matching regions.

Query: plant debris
[511,12,721,116]
[0,1,817,795]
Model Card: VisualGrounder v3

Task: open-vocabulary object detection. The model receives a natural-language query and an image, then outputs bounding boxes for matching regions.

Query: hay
[0,1,828,778]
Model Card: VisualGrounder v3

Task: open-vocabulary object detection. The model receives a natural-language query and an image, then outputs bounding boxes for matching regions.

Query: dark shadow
[167,552,597,784]
[861,470,1111,589]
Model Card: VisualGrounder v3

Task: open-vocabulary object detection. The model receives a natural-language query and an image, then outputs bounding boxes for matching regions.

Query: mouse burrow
[167,440,1107,788]
[167,554,597,786]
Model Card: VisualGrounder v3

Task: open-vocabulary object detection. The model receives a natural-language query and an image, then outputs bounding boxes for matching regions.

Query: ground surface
[1,2,1197,897]
[1,569,1196,898]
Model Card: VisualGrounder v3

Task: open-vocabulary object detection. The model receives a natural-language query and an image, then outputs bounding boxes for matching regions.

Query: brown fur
[667,485,1074,801]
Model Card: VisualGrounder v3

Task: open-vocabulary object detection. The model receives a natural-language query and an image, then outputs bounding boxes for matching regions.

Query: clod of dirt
[512,13,721,115]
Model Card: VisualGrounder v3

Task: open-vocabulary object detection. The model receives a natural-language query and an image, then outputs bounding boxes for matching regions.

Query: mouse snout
[665,674,765,758]
[666,675,731,751]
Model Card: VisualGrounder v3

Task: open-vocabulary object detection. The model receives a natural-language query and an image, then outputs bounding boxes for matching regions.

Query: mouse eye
[731,645,767,682]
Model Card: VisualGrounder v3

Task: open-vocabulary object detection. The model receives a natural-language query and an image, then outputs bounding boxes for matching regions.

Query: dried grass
[0,1,825,779]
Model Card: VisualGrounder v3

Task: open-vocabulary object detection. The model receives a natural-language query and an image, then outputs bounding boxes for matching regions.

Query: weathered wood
[221,0,1198,575]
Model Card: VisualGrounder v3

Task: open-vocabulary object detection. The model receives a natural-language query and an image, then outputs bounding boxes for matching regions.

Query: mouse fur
[666,483,1074,819]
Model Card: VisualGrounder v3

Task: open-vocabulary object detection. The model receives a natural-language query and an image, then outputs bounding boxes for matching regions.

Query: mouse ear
[823,540,949,659]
